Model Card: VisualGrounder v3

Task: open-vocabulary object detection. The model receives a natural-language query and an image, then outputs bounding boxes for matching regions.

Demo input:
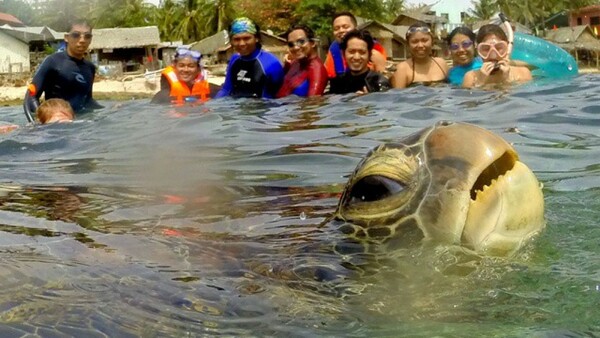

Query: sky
[404,0,474,23]
[143,0,474,24]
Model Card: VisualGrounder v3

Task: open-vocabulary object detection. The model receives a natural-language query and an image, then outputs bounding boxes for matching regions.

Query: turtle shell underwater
[333,121,545,256]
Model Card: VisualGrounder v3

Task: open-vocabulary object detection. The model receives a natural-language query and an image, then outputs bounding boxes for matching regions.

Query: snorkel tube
[499,13,514,57]
[490,13,513,74]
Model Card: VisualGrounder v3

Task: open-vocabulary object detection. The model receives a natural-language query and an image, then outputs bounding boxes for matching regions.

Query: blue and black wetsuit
[23,51,102,121]
[215,46,284,99]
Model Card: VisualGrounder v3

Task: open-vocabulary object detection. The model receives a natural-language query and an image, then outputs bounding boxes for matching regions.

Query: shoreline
[0,75,226,107]
[1,68,598,107]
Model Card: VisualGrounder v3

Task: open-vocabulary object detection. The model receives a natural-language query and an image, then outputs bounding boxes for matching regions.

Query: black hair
[340,29,374,53]
[447,26,475,44]
[476,24,507,43]
[284,24,315,41]
[332,11,357,26]
[68,19,92,32]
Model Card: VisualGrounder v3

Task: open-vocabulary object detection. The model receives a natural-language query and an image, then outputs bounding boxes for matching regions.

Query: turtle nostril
[470,151,517,200]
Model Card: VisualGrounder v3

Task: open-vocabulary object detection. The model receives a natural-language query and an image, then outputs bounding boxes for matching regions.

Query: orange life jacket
[162,66,210,104]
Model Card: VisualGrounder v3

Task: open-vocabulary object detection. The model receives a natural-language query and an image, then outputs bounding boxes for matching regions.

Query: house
[391,8,449,38]
[0,28,30,73]
[88,26,161,74]
[544,25,600,67]
[0,12,25,27]
[190,30,288,64]
[570,5,600,36]
[357,20,409,60]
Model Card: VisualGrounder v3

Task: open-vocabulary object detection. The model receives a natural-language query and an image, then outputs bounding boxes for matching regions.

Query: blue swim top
[448,57,483,86]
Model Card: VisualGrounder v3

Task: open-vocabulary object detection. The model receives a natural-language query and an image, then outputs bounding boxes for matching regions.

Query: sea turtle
[333,121,545,256]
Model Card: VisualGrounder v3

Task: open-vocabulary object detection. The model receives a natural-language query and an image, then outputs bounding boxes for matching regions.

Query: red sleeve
[307,58,328,96]
[324,50,336,79]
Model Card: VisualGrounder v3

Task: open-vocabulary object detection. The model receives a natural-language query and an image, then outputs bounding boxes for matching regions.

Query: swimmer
[391,21,449,88]
[324,11,387,79]
[37,98,75,124]
[23,19,102,122]
[276,25,328,98]
[447,27,482,86]
[151,47,219,104]
[328,29,390,95]
[463,24,532,89]
[215,17,284,98]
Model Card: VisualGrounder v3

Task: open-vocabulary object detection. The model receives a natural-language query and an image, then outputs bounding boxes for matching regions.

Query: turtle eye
[347,175,406,204]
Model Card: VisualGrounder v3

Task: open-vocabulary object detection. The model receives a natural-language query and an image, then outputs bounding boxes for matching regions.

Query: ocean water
[0,75,598,337]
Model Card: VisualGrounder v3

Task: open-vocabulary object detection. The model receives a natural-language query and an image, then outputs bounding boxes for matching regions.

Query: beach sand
[0,74,226,106]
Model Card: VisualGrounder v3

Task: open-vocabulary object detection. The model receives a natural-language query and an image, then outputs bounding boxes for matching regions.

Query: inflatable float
[498,13,578,79]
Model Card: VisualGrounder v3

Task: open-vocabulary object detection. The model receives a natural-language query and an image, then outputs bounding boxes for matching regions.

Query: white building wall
[0,31,30,73]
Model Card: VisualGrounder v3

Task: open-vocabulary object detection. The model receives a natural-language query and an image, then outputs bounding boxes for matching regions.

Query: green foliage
[0,0,36,25]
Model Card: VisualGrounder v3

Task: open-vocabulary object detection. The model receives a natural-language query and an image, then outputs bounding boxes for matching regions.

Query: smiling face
[332,15,356,43]
[64,24,92,59]
[450,33,475,66]
[287,29,314,60]
[231,32,259,56]
[344,37,370,74]
[174,57,200,83]
[408,32,433,59]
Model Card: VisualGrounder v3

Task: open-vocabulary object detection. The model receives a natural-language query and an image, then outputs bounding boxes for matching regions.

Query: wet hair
[68,19,92,32]
[332,11,357,27]
[37,98,74,124]
[284,24,315,41]
[340,29,374,54]
[406,21,433,39]
[447,26,475,44]
[476,24,507,43]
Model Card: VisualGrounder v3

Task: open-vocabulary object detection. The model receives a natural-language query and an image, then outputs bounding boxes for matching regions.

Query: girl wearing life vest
[151,47,216,104]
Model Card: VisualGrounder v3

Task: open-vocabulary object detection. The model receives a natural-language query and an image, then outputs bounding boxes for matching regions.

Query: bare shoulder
[433,57,450,71]
[462,70,476,88]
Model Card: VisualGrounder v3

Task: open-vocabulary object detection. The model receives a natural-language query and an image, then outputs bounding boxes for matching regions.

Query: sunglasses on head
[175,48,202,61]
[68,31,93,40]
[287,38,309,48]
[449,40,473,51]
[406,26,431,38]
[477,40,508,59]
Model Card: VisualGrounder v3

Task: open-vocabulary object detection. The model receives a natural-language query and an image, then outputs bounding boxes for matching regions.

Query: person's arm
[215,56,237,98]
[23,56,52,121]
[151,88,171,104]
[516,66,533,83]
[435,56,450,79]
[307,61,328,96]
[86,65,103,109]
[263,57,284,99]
[462,70,476,89]
[391,62,409,89]
[371,49,387,73]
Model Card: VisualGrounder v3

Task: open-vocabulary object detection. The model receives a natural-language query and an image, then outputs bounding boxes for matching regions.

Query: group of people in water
[21,12,536,125]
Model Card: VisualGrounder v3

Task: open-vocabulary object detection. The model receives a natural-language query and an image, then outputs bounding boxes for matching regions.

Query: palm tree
[469,0,498,21]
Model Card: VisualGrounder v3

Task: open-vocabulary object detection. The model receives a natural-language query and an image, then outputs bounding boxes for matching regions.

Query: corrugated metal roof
[88,26,160,49]
[0,25,45,42]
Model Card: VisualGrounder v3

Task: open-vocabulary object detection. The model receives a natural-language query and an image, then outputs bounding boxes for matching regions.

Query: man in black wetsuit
[328,29,390,95]
[23,20,102,122]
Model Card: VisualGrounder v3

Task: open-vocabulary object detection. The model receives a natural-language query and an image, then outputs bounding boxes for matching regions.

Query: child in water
[37,98,75,124]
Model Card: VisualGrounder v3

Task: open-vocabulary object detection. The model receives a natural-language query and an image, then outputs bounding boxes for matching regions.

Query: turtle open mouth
[470,150,517,200]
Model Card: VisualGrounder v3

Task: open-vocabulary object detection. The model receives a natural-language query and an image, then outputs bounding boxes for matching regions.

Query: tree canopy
[0,0,596,43]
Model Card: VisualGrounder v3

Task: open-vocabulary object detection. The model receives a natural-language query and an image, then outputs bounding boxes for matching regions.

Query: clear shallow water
[0,75,598,337]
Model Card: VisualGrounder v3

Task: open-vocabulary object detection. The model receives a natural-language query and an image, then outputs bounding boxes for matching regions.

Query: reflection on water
[0,75,598,336]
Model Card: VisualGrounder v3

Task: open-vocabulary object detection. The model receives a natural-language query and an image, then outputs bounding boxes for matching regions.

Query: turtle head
[334,121,545,256]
